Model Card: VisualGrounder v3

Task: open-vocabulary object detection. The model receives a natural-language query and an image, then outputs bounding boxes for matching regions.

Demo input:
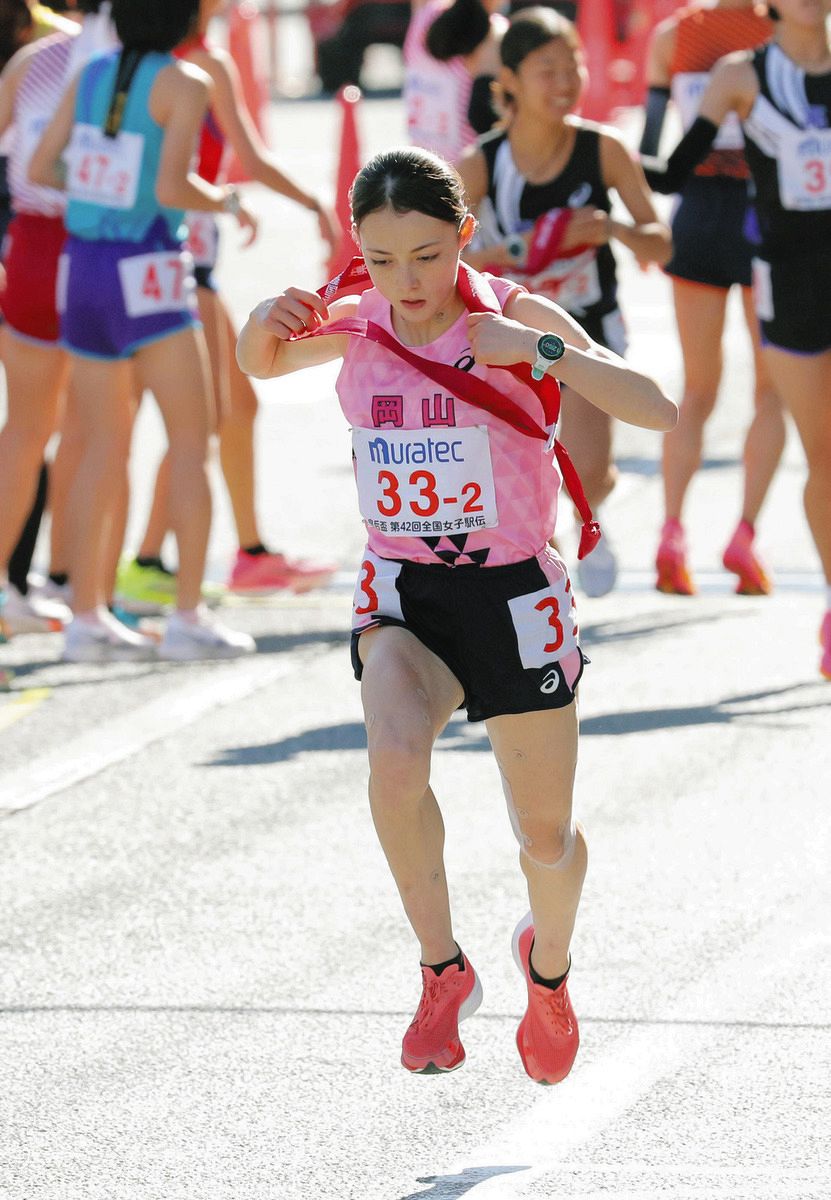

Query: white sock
[825,583,831,612]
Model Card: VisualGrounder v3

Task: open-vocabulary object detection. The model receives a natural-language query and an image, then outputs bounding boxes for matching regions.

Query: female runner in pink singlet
[238,148,676,1083]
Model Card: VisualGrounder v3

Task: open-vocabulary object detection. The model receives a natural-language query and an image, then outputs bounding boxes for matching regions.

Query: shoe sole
[3,617,64,636]
[722,549,772,596]
[655,560,696,596]
[227,577,333,596]
[402,971,484,1075]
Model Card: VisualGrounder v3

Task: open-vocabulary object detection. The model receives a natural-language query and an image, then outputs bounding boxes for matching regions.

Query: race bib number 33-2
[65,123,143,209]
[352,425,498,537]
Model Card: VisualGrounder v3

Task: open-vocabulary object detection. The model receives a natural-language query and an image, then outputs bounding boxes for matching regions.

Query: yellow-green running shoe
[115,559,177,615]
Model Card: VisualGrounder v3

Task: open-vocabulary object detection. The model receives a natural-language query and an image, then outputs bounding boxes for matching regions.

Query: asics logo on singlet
[367,437,465,465]
[540,669,560,694]
[568,183,592,208]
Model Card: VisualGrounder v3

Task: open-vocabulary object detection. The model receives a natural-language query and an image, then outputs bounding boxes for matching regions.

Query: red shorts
[0,212,66,343]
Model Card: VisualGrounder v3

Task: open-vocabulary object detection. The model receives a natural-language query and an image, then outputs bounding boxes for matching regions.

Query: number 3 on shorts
[507,581,578,669]
[352,551,404,628]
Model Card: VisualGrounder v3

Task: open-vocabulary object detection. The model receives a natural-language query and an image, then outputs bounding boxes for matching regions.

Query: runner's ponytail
[426,0,491,61]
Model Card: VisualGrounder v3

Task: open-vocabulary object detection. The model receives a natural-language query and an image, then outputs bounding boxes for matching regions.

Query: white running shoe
[2,582,71,634]
[63,609,157,662]
[576,530,618,598]
[159,607,256,661]
[34,575,73,608]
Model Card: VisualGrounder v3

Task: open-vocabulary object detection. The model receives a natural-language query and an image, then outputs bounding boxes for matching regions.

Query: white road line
[431,896,820,1198]
[0,651,331,816]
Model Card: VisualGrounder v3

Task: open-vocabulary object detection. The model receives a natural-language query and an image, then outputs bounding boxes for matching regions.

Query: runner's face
[358,207,467,326]
[504,39,586,123]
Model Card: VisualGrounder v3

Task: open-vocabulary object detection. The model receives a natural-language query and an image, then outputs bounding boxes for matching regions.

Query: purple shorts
[60,223,199,360]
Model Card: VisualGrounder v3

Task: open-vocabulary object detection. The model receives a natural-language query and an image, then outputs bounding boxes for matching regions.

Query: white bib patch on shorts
[752,257,774,321]
[118,250,196,317]
[507,575,578,668]
[65,123,144,210]
[352,549,404,630]
[55,252,69,315]
[352,425,498,539]
[185,212,219,270]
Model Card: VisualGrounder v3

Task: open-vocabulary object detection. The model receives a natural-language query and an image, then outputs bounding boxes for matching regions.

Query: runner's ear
[459,213,477,249]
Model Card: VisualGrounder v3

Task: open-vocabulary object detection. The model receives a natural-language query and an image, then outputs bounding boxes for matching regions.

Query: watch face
[506,235,525,262]
[538,333,565,361]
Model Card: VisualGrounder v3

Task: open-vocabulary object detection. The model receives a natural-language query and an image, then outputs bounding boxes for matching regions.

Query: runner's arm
[195,47,337,248]
[599,130,672,265]
[471,292,677,431]
[0,43,38,139]
[151,65,231,209]
[237,291,357,378]
[27,74,79,189]
[639,19,674,156]
[642,53,758,193]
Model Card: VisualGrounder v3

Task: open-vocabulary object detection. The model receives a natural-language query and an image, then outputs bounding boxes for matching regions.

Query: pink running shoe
[512,913,579,1085]
[820,611,831,681]
[227,549,336,595]
[655,519,696,596]
[401,952,482,1074]
[722,521,772,596]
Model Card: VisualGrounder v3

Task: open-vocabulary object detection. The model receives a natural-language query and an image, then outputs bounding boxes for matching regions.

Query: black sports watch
[531,332,566,380]
[504,233,527,265]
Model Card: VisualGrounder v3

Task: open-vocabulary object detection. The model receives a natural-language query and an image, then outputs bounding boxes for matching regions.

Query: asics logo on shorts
[540,668,561,694]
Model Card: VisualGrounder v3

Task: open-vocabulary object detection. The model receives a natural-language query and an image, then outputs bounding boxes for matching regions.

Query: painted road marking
[0,688,50,734]
[427,892,823,1199]
[0,651,337,816]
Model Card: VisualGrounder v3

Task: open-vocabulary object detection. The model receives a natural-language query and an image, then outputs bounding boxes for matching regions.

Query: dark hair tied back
[111,0,199,52]
[351,147,469,229]
[426,0,491,61]
[501,5,581,73]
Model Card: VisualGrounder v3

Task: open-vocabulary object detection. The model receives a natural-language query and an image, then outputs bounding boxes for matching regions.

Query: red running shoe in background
[722,520,772,595]
[656,519,696,596]
[227,549,336,594]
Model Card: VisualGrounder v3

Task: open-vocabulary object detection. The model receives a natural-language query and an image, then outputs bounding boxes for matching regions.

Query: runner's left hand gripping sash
[299,258,601,559]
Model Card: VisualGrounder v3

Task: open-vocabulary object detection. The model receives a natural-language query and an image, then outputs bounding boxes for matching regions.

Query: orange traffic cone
[577,0,615,122]
[327,85,364,280]
[227,0,269,184]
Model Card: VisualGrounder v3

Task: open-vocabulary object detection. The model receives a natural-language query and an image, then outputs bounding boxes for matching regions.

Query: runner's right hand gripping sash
[301,257,601,559]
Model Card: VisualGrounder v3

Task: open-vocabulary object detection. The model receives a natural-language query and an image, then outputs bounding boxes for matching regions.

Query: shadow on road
[205,680,828,766]
[206,720,368,765]
[396,1166,529,1199]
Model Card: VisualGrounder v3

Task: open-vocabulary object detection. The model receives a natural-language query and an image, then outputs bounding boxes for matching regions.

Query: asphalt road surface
[1,96,830,1200]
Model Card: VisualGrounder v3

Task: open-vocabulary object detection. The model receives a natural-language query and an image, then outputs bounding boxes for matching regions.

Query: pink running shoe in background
[656,519,696,595]
[227,549,337,595]
[512,913,579,1085]
[401,952,482,1074]
[820,611,831,681]
[722,520,772,595]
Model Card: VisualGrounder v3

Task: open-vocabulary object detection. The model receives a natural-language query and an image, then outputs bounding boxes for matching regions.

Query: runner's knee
[367,725,433,802]
[500,771,579,869]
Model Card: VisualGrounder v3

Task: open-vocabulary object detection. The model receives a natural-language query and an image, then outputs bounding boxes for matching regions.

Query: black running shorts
[350,549,586,722]
[753,244,831,355]
[665,175,755,290]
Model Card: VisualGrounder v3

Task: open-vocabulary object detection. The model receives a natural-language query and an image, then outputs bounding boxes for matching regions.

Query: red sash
[304,257,600,559]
